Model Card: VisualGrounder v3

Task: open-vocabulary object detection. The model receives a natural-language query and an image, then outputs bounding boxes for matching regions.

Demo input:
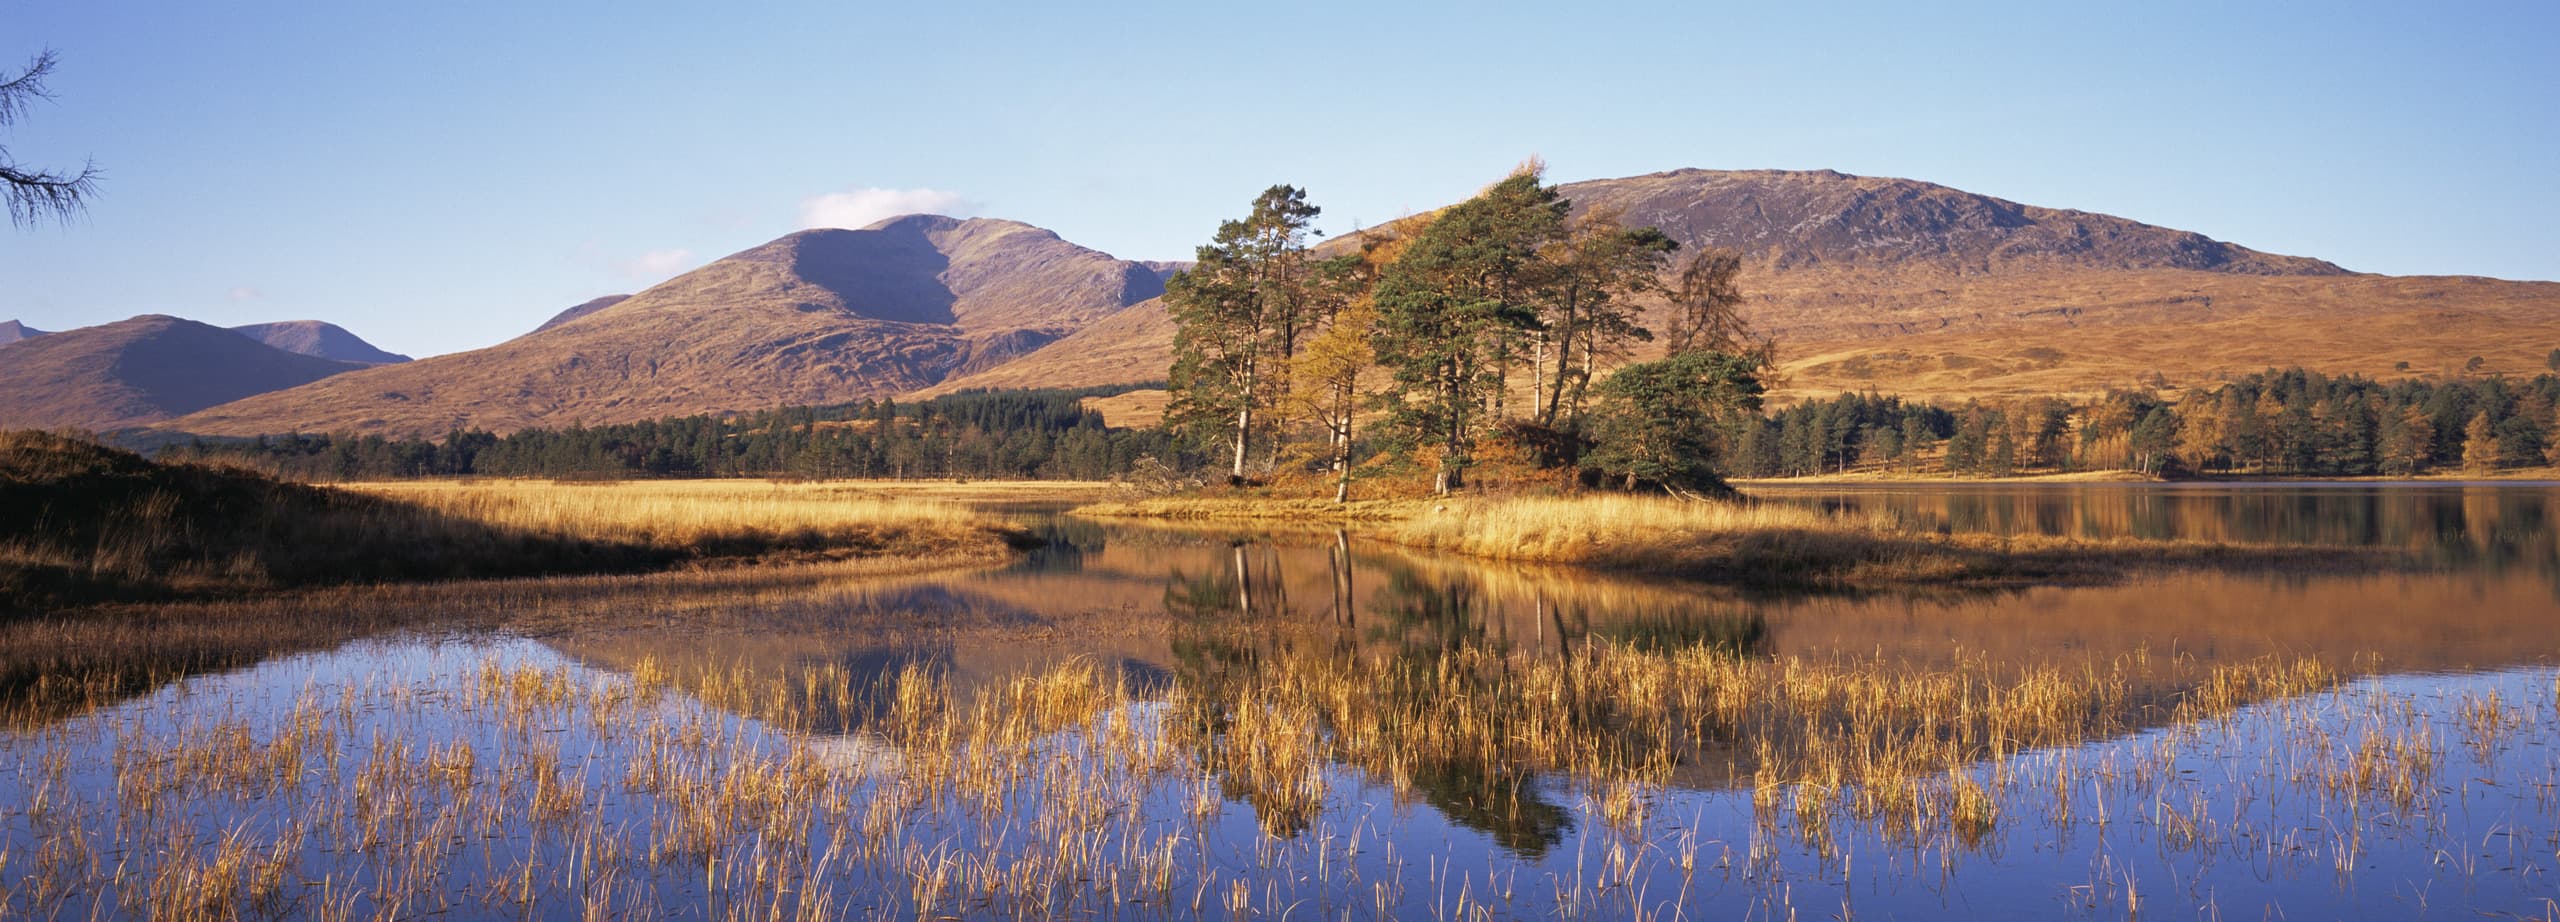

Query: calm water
[3,485,2557,919]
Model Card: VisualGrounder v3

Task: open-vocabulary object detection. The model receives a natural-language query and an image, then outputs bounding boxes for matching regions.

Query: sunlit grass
[1083,491,2388,588]
[1382,493,1899,563]
[338,479,1019,555]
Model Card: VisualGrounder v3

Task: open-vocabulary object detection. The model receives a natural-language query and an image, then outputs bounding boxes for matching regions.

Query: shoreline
[1735,468,2560,487]
[1071,493,2400,591]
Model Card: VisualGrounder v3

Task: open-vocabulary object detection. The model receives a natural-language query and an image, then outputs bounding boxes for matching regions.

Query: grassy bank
[339,479,1032,564]
[1072,494,1420,523]
[0,432,1032,613]
[1077,492,2386,588]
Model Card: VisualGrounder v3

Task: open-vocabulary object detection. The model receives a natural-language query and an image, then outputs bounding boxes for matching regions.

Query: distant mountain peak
[1556,169,2347,275]
[230,320,411,364]
[859,213,967,233]
[0,315,370,431]
[0,319,47,346]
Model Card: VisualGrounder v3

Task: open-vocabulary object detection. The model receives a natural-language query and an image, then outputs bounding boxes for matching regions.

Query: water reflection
[8,488,2560,919]
[1760,482,2560,579]
[22,486,2560,739]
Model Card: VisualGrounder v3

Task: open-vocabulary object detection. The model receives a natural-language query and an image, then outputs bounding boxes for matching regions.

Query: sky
[2,1,2554,358]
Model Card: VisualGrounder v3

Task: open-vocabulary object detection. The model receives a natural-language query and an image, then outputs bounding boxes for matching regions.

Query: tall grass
[340,480,1019,557]
[1384,494,1897,563]
[1083,491,2387,588]
[1381,494,2026,586]
[8,627,2514,920]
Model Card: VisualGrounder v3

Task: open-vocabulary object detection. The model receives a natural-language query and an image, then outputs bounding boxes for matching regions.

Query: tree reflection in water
[1158,529,1772,855]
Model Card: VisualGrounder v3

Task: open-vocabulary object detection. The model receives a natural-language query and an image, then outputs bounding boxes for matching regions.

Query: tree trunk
[1544,292,1577,427]
[1234,545,1251,616]
[1531,334,1548,423]
[1229,362,1256,482]
[1333,412,1353,503]
[1332,529,1354,628]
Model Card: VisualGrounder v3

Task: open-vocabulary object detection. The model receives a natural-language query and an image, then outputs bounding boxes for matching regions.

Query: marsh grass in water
[6,626,2553,920]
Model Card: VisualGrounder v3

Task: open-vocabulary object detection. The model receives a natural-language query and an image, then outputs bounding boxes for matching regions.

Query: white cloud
[797,187,977,230]
[613,248,696,281]
[227,286,263,302]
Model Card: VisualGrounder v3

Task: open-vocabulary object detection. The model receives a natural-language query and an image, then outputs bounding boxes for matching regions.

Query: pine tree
[1372,169,1567,493]
[2546,405,2560,469]
[1533,209,1676,429]
[2382,405,2433,475]
[1583,351,1765,495]
[1166,185,1322,483]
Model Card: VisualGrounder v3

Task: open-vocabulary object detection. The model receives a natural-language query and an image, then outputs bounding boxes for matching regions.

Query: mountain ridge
[0,315,372,431]
[118,167,2560,436]
[164,216,1165,437]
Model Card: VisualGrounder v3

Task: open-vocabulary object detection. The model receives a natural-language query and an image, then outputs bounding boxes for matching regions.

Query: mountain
[165,216,1166,437]
[229,320,412,364]
[0,315,371,431]
[1551,168,2345,275]
[934,168,2560,406]
[917,297,1173,396]
[0,320,45,346]
[534,294,631,334]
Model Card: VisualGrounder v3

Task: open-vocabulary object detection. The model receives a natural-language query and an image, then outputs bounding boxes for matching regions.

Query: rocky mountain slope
[1553,168,2344,275]
[0,320,45,346]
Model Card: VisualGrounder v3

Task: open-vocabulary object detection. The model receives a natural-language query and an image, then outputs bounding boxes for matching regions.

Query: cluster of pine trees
[1731,369,2560,478]
[1166,164,1770,499]
[163,389,1192,482]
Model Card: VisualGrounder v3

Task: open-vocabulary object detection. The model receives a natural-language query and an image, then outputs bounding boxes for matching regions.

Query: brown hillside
[914,297,1174,397]
[167,216,1163,437]
[0,315,370,431]
[1746,268,2560,401]
[933,169,2556,404]
[230,320,412,364]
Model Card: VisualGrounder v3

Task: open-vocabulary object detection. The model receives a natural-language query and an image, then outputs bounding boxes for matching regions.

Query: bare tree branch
[1,49,100,228]
[1,160,100,227]
[0,51,62,128]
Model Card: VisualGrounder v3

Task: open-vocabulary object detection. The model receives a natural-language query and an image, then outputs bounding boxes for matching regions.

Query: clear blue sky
[4,1,2553,357]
